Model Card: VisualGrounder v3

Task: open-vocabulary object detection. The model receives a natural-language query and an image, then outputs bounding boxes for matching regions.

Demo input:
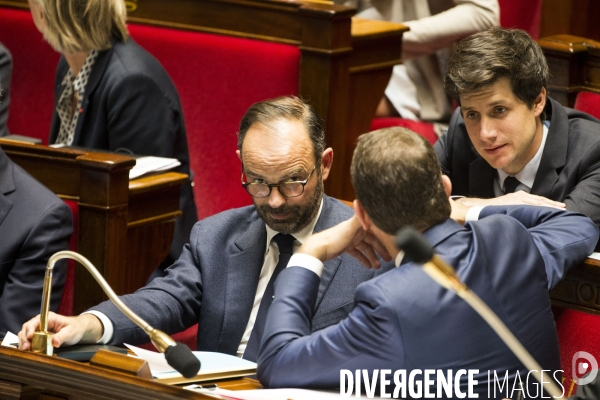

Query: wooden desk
[0,346,260,399]
[539,34,600,107]
[551,257,600,314]
[0,139,187,313]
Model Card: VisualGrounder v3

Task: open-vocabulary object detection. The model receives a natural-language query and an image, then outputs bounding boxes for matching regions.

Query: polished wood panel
[541,0,600,41]
[0,0,407,200]
[552,258,600,315]
[0,139,186,313]
[0,346,261,399]
[539,34,600,107]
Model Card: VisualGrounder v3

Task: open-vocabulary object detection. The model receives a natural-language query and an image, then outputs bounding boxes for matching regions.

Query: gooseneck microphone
[395,227,565,400]
[31,251,200,378]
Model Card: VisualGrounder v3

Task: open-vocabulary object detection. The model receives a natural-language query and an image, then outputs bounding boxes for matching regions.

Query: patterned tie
[503,176,521,194]
[243,233,295,361]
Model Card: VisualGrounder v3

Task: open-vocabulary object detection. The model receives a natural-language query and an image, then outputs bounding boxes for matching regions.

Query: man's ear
[442,175,452,197]
[533,87,547,117]
[236,149,242,162]
[320,148,334,181]
[353,199,372,231]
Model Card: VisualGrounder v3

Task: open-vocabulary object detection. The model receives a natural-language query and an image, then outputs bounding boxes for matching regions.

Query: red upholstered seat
[58,200,79,316]
[0,8,301,218]
[553,307,600,397]
[370,117,437,145]
[0,7,59,142]
[128,24,300,219]
[574,91,600,119]
[498,0,542,39]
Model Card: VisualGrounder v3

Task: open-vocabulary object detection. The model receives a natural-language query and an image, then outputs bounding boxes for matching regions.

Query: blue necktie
[243,233,295,361]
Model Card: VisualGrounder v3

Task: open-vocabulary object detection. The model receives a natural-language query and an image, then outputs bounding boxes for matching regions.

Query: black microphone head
[164,342,200,378]
[395,226,434,264]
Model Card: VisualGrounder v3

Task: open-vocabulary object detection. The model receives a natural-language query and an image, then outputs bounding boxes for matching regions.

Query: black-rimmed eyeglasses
[241,166,316,198]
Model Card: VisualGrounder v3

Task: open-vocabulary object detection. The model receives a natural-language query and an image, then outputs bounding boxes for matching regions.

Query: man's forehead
[242,119,312,153]
[460,79,515,107]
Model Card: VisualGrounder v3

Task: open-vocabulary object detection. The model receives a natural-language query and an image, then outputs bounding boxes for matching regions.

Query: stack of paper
[129,156,181,179]
[125,344,257,385]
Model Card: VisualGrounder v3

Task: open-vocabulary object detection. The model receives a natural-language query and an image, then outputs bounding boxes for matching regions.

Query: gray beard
[255,178,323,235]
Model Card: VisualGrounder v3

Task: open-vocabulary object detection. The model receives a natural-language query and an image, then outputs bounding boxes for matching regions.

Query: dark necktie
[503,176,521,194]
[243,233,295,361]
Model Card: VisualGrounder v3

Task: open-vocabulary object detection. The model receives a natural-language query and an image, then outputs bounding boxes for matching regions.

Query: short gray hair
[237,96,325,165]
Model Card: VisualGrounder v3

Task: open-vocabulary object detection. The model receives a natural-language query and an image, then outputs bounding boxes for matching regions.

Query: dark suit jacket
[258,206,599,398]
[49,37,197,267]
[92,195,393,353]
[434,97,600,235]
[0,148,72,339]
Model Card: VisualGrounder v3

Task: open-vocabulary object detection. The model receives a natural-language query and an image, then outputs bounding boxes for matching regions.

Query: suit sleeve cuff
[287,253,324,278]
[81,311,114,344]
[465,206,485,222]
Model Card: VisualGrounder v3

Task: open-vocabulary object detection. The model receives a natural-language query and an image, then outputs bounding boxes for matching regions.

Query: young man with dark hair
[435,27,600,254]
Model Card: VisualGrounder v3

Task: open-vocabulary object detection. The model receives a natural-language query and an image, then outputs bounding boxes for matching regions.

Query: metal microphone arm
[395,227,565,400]
[32,250,200,378]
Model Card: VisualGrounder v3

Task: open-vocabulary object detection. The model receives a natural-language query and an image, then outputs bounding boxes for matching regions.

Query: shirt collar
[60,50,99,95]
[497,121,549,190]
[264,197,324,253]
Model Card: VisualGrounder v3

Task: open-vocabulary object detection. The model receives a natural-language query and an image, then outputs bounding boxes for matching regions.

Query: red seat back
[0,7,301,219]
[498,0,542,39]
[0,7,59,142]
[554,307,600,397]
[128,24,301,218]
[370,117,438,145]
[58,200,79,316]
[574,91,600,119]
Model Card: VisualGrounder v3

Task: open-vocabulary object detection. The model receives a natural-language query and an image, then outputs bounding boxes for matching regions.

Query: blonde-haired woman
[28,0,197,277]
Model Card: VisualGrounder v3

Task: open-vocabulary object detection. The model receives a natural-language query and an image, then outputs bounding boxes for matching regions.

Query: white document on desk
[0,331,18,348]
[125,343,256,381]
[588,252,600,261]
[129,156,181,179]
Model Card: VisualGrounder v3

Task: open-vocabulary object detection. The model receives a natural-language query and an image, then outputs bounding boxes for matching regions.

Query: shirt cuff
[465,206,485,222]
[287,253,325,278]
[82,310,114,344]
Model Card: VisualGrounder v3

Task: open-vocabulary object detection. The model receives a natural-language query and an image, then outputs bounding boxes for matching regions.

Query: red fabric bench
[0,7,301,218]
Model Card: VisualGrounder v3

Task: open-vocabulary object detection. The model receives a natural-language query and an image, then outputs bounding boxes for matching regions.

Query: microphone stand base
[31,332,54,356]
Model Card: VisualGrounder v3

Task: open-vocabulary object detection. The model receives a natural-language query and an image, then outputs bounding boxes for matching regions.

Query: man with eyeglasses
[18,96,394,361]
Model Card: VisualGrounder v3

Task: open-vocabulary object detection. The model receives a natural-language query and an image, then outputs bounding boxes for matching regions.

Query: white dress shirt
[466,122,550,222]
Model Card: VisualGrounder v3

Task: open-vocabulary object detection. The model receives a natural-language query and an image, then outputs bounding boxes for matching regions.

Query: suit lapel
[469,157,496,198]
[531,99,566,197]
[0,150,14,226]
[313,195,343,311]
[218,215,267,354]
